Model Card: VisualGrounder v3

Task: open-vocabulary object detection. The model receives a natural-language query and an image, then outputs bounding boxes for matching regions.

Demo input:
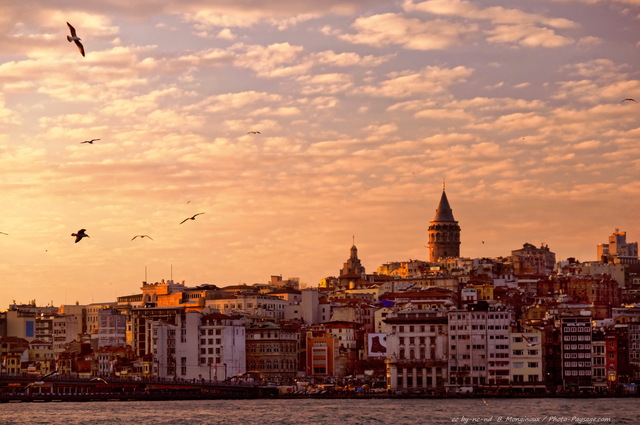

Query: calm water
[0,398,637,425]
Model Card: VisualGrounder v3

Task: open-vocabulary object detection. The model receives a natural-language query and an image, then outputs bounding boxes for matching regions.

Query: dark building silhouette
[428,186,460,262]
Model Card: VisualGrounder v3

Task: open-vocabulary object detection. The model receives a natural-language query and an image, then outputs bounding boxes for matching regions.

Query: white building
[150,311,246,381]
[97,308,126,348]
[52,315,79,353]
[384,309,449,393]
[284,289,331,324]
[206,293,288,320]
[509,326,544,392]
[197,312,246,381]
[448,303,515,390]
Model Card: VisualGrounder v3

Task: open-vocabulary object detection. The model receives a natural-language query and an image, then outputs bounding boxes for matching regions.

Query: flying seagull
[622,98,637,103]
[247,131,261,134]
[71,229,89,243]
[131,234,153,241]
[522,334,539,347]
[81,139,100,144]
[66,22,85,57]
[180,213,205,224]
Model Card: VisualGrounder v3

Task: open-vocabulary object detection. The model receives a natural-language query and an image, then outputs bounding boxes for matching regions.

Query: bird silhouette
[247,131,261,134]
[522,334,539,347]
[180,213,205,224]
[81,139,100,144]
[71,229,89,243]
[131,235,153,241]
[66,22,85,57]
[622,98,637,103]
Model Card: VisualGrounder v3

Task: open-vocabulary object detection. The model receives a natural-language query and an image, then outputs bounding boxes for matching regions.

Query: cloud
[404,0,577,47]
[296,73,354,95]
[336,13,476,49]
[361,65,473,98]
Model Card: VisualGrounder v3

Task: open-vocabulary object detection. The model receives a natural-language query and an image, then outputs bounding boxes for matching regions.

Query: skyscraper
[428,185,460,262]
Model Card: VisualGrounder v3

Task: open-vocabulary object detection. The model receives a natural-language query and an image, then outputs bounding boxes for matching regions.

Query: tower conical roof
[433,190,456,222]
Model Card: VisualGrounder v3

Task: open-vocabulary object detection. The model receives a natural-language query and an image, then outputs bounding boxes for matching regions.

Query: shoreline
[1,392,637,403]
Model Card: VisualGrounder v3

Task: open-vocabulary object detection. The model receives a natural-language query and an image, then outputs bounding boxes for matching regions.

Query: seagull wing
[131,235,139,240]
[179,217,189,224]
[74,39,85,57]
[67,22,77,37]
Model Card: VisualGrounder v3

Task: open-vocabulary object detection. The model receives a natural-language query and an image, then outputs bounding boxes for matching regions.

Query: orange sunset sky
[0,0,639,307]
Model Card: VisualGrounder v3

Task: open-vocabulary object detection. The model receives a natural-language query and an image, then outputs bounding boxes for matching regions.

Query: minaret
[428,180,460,262]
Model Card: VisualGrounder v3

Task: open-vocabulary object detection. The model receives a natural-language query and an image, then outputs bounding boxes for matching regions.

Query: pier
[0,375,278,402]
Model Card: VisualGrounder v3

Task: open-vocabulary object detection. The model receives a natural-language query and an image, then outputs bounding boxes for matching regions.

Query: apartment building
[384,309,448,393]
[509,326,544,392]
[560,317,593,391]
[246,321,298,383]
[448,303,515,390]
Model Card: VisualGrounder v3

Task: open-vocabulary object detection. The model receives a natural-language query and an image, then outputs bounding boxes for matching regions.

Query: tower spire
[428,185,460,262]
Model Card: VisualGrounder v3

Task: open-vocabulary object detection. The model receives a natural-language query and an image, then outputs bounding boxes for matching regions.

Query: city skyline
[1,1,639,308]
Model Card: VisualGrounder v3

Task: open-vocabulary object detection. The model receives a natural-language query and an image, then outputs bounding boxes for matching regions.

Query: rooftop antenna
[442,177,446,191]
[171,264,173,282]
[144,266,148,283]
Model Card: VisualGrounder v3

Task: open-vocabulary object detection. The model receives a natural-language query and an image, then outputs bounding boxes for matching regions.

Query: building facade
[560,317,593,391]
[385,310,448,393]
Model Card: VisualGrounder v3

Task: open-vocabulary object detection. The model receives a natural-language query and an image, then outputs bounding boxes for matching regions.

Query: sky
[0,0,639,308]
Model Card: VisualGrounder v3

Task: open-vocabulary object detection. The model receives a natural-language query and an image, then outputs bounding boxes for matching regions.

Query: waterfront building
[197,312,246,381]
[605,327,629,389]
[0,336,29,374]
[447,303,515,390]
[427,186,461,262]
[246,321,298,383]
[560,317,593,391]
[149,311,246,381]
[305,325,339,379]
[130,306,185,357]
[27,339,55,375]
[509,326,544,393]
[384,309,448,393]
[628,322,640,382]
[95,345,133,377]
[592,329,607,391]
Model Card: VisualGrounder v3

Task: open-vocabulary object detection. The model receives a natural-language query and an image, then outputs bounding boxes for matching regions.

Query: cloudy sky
[1,0,639,308]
